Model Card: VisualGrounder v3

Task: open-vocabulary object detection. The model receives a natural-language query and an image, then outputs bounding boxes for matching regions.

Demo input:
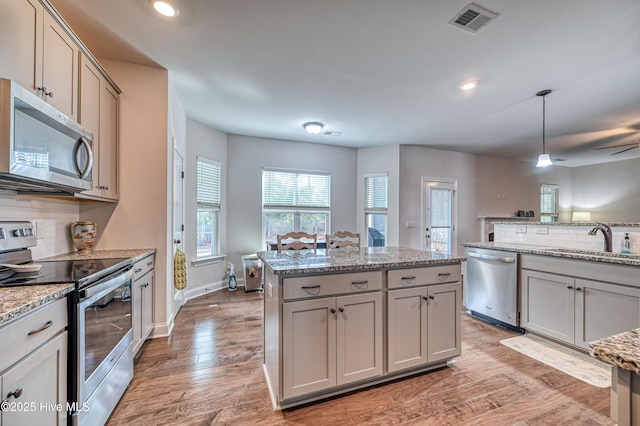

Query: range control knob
[11,229,21,237]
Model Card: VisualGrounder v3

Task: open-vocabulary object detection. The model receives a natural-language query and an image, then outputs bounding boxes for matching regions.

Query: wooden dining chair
[326,231,361,249]
[276,232,318,251]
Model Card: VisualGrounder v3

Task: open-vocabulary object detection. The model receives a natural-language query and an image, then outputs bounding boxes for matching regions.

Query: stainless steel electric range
[0,221,135,426]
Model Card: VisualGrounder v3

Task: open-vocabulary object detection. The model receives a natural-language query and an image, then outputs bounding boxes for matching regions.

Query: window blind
[197,157,221,208]
[365,174,388,213]
[263,169,330,209]
[540,184,559,215]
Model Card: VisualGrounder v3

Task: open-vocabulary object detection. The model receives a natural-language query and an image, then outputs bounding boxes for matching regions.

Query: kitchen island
[258,246,464,409]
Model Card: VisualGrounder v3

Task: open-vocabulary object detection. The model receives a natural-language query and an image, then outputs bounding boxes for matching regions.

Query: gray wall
[571,158,640,221]
[184,118,228,296]
[227,135,358,269]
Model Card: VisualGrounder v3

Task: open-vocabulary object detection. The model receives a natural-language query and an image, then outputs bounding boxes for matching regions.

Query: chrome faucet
[588,223,612,252]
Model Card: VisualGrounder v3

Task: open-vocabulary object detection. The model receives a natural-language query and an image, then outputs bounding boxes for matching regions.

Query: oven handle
[80,264,134,301]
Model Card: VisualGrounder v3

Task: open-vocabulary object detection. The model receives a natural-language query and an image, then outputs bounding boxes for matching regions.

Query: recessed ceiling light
[460,80,479,91]
[149,0,179,17]
[303,122,324,135]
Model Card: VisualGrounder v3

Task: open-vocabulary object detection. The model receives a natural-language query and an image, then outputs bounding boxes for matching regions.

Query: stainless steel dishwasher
[465,247,523,333]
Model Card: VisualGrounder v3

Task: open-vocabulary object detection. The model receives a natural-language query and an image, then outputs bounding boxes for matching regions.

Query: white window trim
[196,157,221,259]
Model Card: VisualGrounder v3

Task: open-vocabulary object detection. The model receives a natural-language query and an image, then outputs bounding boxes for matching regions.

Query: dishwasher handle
[468,252,516,263]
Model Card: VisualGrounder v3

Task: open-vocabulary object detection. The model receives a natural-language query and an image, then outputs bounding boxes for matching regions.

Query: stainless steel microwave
[0,78,93,193]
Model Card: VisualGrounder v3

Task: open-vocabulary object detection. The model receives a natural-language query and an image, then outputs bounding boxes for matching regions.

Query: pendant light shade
[535,89,553,167]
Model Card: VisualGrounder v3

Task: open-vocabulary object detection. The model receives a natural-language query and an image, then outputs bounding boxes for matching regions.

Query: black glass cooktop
[0,258,130,288]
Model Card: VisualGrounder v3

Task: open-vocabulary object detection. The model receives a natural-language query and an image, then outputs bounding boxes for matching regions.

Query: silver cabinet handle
[351,280,368,285]
[468,252,515,263]
[147,261,153,266]
[72,136,94,178]
[438,272,451,277]
[135,268,143,273]
[301,285,321,290]
[401,276,416,280]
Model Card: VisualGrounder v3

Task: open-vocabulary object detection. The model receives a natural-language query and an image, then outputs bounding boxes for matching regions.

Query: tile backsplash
[494,223,640,254]
[0,192,79,258]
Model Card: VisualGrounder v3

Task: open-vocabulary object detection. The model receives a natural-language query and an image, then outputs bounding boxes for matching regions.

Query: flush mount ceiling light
[303,122,324,135]
[460,80,479,91]
[149,0,179,17]
[535,89,553,168]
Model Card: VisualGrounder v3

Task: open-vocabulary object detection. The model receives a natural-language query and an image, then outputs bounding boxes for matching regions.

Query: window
[540,184,559,222]
[262,168,330,244]
[196,157,221,258]
[365,173,388,247]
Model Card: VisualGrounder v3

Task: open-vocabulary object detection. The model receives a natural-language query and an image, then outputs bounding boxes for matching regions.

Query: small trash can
[242,254,263,292]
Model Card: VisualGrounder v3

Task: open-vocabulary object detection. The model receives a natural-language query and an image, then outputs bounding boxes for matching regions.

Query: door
[423,179,457,255]
[283,298,337,398]
[575,278,640,350]
[387,287,428,372]
[1,332,67,426]
[336,292,383,385]
[173,146,185,317]
[520,270,574,344]
[427,282,462,362]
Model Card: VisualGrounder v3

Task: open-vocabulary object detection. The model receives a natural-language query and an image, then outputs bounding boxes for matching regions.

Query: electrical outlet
[406,221,416,228]
[36,221,45,240]
[515,226,527,234]
[535,227,549,235]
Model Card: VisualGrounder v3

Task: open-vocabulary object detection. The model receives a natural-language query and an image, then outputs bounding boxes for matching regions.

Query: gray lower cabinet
[132,254,155,355]
[0,299,68,426]
[387,282,462,373]
[521,258,640,350]
[282,292,383,399]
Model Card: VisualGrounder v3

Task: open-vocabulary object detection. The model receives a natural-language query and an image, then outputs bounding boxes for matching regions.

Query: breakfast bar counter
[258,246,465,410]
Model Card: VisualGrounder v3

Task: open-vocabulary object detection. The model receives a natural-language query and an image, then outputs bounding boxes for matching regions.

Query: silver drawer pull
[134,268,143,273]
[438,273,451,277]
[28,320,53,336]
[301,285,321,290]
[147,261,153,266]
[401,276,416,280]
[351,280,368,285]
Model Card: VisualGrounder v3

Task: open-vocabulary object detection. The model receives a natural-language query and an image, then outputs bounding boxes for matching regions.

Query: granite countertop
[489,221,640,227]
[0,283,74,327]
[462,242,640,267]
[0,249,156,328]
[590,329,640,374]
[40,249,156,263]
[257,246,465,276]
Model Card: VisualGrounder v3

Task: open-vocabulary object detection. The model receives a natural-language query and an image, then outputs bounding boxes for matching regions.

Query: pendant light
[535,89,553,167]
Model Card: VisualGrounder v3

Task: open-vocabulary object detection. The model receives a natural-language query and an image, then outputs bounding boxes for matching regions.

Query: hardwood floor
[108,290,614,426]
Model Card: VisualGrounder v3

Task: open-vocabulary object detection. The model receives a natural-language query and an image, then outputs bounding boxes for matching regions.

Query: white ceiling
[50,0,640,167]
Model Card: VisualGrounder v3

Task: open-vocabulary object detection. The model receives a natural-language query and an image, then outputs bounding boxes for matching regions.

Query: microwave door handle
[73,136,94,178]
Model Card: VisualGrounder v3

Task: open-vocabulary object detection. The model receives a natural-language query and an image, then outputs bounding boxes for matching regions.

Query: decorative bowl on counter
[70,221,97,253]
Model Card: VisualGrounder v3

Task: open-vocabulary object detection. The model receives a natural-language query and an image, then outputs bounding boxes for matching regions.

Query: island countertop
[590,329,640,374]
[257,246,465,275]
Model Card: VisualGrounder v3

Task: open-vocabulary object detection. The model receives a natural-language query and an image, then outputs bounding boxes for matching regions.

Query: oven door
[77,265,134,403]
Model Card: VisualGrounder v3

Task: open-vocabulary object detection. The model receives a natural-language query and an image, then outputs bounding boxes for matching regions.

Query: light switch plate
[406,221,416,228]
[535,227,549,235]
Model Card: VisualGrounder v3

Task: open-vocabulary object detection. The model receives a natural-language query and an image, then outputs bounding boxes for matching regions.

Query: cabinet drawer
[283,271,382,300]
[387,264,461,289]
[134,254,155,281]
[0,298,68,372]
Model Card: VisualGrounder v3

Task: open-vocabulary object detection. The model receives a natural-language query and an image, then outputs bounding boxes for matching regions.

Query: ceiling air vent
[449,3,498,33]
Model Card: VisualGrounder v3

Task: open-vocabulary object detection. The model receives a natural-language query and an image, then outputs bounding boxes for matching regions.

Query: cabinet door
[575,279,640,350]
[42,12,78,118]
[99,83,119,200]
[283,298,336,399]
[521,270,574,344]
[1,331,67,426]
[427,282,462,362]
[132,277,143,354]
[387,287,427,373]
[336,292,382,385]
[78,54,102,197]
[0,0,43,91]
[141,272,154,340]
